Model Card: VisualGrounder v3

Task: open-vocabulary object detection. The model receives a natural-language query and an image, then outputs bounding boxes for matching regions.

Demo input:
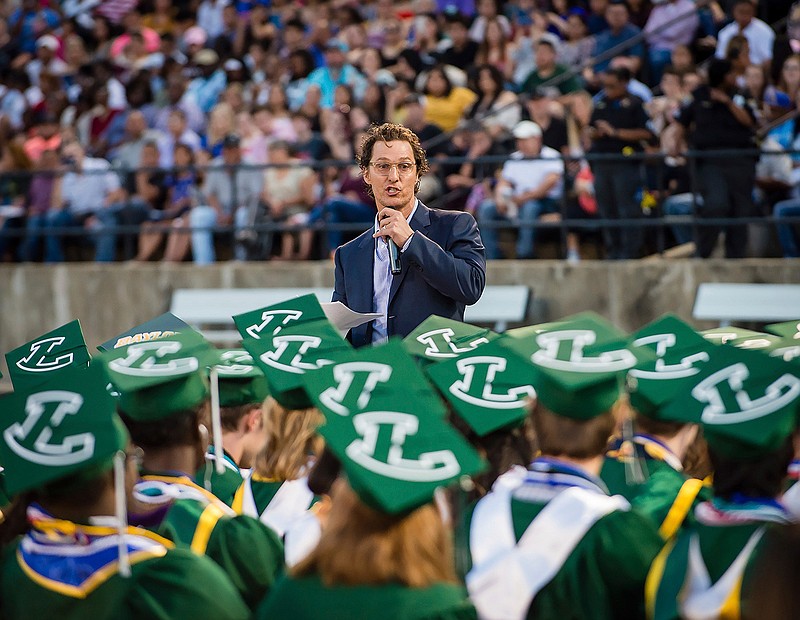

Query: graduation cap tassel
[619,374,646,486]
[113,450,131,578]
[209,368,225,476]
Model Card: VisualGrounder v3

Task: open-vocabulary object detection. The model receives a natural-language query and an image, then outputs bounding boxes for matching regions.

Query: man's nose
[387,165,400,181]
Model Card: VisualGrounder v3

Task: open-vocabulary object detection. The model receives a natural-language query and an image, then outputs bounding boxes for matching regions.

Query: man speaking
[333,123,486,347]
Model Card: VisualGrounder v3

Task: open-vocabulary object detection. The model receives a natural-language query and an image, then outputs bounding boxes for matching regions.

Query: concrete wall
[1,259,798,386]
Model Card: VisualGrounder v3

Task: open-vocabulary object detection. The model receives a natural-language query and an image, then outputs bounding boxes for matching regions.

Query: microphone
[381,206,402,275]
[388,238,401,275]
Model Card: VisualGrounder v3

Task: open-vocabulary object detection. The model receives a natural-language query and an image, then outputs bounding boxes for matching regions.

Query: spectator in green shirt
[519,37,582,97]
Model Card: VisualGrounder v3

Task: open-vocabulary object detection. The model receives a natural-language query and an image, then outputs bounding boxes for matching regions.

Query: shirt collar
[373,199,419,234]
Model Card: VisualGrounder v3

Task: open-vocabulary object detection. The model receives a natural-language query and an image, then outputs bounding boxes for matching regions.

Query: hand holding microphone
[373,208,414,276]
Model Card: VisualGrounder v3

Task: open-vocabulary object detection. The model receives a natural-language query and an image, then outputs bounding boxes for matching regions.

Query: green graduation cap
[95,330,217,421]
[237,294,352,409]
[403,316,497,366]
[97,312,191,352]
[504,312,652,419]
[700,327,778,349]
[302,342,485,514]
[765,320,800,341]
[303,339,449,421]
[766,339,800,365]
[5,320,91,391]
[660,345,800,460]
[0,363,127,496]
[626,314,714,421]
[233,294,327,341]
[211,349,270,407]
[505,318,567,341]
[425,337,536,436]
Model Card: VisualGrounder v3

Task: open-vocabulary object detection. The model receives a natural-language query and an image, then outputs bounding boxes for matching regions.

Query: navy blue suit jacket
[332,202,486,348]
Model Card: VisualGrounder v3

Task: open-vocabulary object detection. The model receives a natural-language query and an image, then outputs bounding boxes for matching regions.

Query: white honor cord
[210,368,225,475]
[114,450,131,578]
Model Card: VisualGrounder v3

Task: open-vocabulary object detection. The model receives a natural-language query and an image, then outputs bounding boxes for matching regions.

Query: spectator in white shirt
[477,121,563,259]
[715,0,775,68]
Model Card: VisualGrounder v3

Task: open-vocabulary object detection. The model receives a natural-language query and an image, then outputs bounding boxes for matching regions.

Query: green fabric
[0,364,127,496]
[249,479,283,514]
[425,337,535,436]
[503,312,651,419]
[96,330,216,421]
[303,340,486,514]
[237,294,352,409]
[152,497,285,610]
[5,319,91,390]
[514,499,659,619]
[196,451,243,507]
[458,493,662,620]
[627,314,714,421]
[97,312,190,352]
[660,345,800,460]
[650,521,768,620]
[521,64,582,95]
[403,316,496,366]
[0,471,10,507]
[212,349,270,408]
[0,541,249,620]
[601,455,710,532]
[257,573,476,620]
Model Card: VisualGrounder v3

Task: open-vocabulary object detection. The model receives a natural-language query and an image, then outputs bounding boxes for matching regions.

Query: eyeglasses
[370,161,416,176]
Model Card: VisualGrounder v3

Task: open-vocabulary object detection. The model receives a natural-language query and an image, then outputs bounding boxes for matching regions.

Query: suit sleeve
[332,246,347,306]
[402,212,486,306]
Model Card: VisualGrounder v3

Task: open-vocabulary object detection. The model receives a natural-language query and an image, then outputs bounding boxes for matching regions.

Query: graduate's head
[0,365,132,542]
[96,331,217,470]
[511,312,644,460]
[419,325,538,499]
[532,402,616,460]
[297,341,485,583]
[658,346,800,501]
[209,349,271,468]
[293,478,457,588]
[254,397,323,481]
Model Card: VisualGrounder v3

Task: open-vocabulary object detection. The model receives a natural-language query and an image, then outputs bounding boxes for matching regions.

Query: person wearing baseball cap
[477,120,563,260]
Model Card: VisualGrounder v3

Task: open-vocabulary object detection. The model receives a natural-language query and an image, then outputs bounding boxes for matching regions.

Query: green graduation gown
[196,448,244,507]
[462,457,663,620]
[0,504,250,620]
[133,472,285,610]
[258,574,477,620]
[645,498,793,620]
[602,434,711,538]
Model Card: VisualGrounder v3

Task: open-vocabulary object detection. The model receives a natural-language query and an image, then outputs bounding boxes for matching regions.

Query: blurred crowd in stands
[0,0,798,263]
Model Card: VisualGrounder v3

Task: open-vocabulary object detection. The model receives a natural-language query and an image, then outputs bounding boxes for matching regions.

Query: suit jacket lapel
[388,203,431,307]
[350,229,375,313]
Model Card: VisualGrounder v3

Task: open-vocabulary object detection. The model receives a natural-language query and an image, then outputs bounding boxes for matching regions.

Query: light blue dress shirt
[371,202,418,343]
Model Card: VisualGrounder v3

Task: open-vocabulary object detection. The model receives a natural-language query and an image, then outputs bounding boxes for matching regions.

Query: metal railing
[1,146,799,261]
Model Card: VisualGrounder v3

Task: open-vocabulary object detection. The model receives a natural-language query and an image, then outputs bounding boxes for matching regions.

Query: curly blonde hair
[253,398,323,481]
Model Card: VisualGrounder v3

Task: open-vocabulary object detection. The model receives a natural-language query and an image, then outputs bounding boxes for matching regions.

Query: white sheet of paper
[321,301,382,335]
